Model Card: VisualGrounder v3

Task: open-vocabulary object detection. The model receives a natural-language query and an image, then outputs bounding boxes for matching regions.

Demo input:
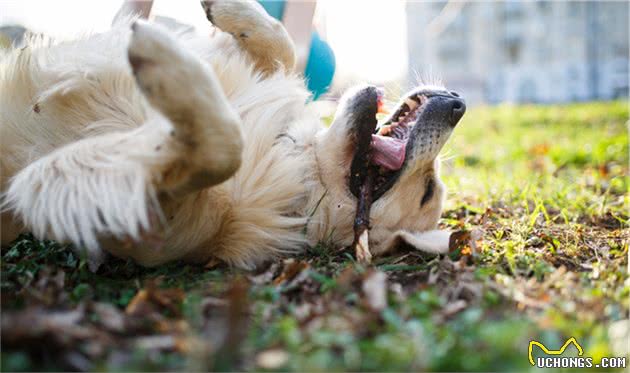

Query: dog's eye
[420,178,435,207]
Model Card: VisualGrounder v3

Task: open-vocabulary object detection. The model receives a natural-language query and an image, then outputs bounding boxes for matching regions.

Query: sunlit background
[1,0,628,105]
[0,0,408,81]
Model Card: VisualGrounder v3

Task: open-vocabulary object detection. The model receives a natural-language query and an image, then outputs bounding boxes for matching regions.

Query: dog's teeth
[378,125,391,136]
[405,98,418,110]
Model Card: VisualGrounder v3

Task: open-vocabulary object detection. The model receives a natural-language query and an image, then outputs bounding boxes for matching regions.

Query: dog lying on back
[0,0,466,270]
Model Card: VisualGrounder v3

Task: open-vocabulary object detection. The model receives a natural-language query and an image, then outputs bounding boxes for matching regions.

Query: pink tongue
[370,135,406,170]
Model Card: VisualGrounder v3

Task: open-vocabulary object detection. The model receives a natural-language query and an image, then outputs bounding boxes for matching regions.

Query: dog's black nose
[416,93,467,128]
[449,97,466,125]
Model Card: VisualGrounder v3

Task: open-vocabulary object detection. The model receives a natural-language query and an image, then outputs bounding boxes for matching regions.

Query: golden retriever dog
[0,0,466,270]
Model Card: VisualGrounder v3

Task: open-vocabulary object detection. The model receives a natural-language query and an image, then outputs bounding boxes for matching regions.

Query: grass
[1,101,628,372]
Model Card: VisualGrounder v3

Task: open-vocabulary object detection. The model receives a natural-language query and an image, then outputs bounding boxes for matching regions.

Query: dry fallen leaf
[449,230,472,252]
[362,270,387,312]
[211,278,251,369]
[441,299,468,318]
[449,229,484,259]
[256,349,289,369]
[92,302,125,333]
[125,289,151,316]
[460,246,472,256]
[273,260,309,286]
[1,306,93,344]
[133,333,194,353]
[125,280,185,317]
[529,142,550,156]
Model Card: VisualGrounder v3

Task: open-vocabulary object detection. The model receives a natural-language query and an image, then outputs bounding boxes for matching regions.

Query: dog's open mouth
[372,94,426,171]
[348,90,428,263]
[347,87,464,262]
[349,90,427,203]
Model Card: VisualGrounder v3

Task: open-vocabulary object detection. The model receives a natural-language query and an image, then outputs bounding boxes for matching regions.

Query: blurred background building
[406,1,629,104]
[1,0,629,106]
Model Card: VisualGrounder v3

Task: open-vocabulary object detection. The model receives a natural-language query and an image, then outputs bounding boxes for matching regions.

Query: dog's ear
[318,85,379,166]
[377,229,451,256]
[324,85,378,138]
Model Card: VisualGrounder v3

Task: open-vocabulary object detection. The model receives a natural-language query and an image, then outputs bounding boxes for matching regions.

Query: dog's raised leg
[201,0,297,75]
[3,22,244,268]
[128,21,243,196]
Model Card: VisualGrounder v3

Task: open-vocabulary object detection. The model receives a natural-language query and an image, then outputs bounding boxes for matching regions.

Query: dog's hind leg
[201,0,297,75]
[3,22,244,268]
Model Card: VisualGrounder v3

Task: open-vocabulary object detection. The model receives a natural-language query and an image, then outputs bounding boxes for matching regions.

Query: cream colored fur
[0,0,452,270]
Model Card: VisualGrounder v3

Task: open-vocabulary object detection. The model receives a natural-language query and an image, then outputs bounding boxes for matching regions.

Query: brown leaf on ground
[210,278,251,370]
[0,303,116,368]
[91,302,126,333]
[441,299,468,318]
[449,229,483,261]
[362,270,388,312]
[125,289,151,315]
[21,267,68,306]
[248,262,280,285]
[529,143,550,156]
[256,349,289,369]
[449,230,471,253]
[1,306,89,344]
[273,259,309,286]
[125,279,184,317]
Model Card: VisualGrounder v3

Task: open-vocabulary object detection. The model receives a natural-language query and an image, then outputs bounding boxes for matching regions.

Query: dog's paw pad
[200,0,271,35]
[200,1,215,23]
[128,21,178,70]
[127,21,199,108]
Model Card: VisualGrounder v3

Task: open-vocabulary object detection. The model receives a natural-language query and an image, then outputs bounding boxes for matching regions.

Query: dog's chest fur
[138,31,324,268]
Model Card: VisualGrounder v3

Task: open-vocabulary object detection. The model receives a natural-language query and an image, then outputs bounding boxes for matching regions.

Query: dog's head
[310,84,465,255]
